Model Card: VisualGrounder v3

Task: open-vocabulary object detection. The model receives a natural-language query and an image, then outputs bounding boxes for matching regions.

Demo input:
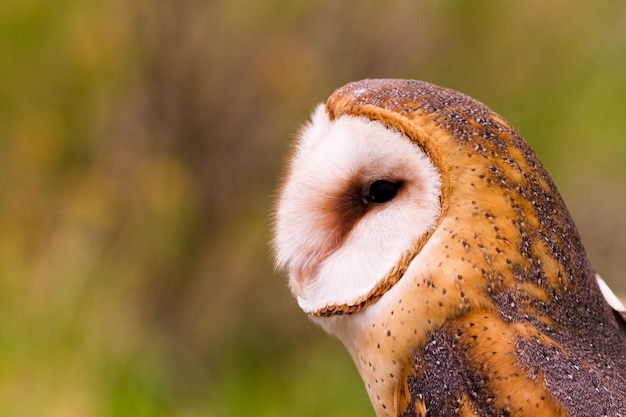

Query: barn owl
[272,79,626,417]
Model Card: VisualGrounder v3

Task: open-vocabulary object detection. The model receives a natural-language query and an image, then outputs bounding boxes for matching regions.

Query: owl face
[273,105,442,315]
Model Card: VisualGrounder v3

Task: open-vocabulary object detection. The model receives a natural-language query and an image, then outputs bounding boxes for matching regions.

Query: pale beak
[289,265,313,300]
[290,277,307,299]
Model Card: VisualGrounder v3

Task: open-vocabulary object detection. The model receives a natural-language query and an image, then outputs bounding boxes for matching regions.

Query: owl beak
[290,277,307,299]
[289,264,313,300]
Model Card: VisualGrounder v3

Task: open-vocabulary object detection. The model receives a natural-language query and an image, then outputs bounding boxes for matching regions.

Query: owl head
[272,79,626,417]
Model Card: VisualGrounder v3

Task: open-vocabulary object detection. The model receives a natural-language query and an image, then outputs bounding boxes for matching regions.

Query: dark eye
[365,180,401,204]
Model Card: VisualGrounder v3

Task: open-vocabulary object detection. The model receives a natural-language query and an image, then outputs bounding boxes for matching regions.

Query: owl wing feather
[596,275,626,332]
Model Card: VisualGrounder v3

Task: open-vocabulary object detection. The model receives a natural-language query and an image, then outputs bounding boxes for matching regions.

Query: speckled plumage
[273,79,626,417]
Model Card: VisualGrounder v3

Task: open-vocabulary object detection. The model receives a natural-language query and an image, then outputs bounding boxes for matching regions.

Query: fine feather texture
[273,105,441,313]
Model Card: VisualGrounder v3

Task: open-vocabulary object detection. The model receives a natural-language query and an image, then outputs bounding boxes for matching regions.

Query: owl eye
[365,180,401,204]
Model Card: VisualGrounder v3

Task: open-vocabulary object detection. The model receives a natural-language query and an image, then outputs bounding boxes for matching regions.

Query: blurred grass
[0,0,625,416]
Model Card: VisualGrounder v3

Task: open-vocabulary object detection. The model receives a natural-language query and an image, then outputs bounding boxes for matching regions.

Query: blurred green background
[1,0,625,415]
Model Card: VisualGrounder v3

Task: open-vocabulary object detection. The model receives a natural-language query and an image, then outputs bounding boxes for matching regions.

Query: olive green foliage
[1,0,625,415]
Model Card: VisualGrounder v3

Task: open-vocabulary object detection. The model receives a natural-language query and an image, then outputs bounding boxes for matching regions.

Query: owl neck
[312,247,463,417]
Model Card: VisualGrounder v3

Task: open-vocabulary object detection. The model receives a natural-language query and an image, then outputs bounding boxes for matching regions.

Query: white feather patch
[273,105,442,313]
[596,274,626,312]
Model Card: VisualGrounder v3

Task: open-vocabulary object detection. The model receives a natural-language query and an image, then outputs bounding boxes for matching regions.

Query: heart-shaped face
[273,105,442,316]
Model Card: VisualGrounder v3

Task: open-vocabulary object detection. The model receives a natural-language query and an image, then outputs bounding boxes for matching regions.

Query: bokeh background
[2,1,626,416]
